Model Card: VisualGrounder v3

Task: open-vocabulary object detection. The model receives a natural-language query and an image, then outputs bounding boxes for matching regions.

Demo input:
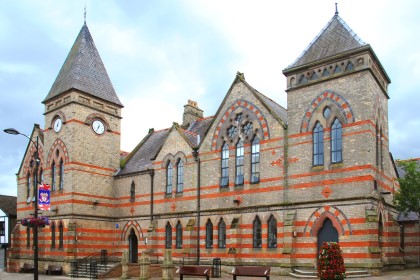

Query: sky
[0,0,419,197]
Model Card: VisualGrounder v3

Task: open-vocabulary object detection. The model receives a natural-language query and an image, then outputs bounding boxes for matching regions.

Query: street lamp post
[4,128,40,280]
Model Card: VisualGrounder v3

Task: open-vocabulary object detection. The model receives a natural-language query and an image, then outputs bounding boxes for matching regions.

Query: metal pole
[33,136,39,280]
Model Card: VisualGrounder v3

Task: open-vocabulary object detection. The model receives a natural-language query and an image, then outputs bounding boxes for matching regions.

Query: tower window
[331,118,342,163]
[313,122,324,166]
[59,159,64,190]
[51,161,56,191]
[176,221,182,249]
[51,223,56,248]
[268,215,277,248]
[130,181,135,202]
[58,222,64,249]
[165,222,172,249]
[218,219,226,248]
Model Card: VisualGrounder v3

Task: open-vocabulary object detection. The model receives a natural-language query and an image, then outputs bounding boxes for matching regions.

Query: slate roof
[183,116,214,146]
[286,12,366,69]
[0,195,17,217]
[117,129,170,176]
[43,23,123,107]
[253,90,288,126]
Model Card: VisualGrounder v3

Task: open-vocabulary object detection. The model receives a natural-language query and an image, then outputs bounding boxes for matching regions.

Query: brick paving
[1,268,419,280]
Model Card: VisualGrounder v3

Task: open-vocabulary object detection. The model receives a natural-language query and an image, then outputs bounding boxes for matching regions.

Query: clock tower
[42,23,123,219]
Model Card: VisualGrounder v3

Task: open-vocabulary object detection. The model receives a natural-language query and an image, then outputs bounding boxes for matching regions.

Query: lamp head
[3,128,20,135]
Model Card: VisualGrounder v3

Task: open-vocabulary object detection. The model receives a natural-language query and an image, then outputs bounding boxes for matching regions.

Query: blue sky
[1,0,419,197]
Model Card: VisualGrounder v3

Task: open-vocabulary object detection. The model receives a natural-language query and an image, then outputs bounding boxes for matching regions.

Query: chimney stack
[182,100,203,128]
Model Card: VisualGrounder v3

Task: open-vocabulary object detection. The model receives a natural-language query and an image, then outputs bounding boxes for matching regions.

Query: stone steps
[289,268,371,279]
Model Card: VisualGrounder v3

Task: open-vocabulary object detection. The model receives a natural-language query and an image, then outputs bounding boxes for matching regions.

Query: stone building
[7,10,419,276]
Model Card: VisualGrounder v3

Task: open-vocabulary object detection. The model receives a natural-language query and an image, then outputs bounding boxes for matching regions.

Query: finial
[84,5,87,24]
[335,3,339,15]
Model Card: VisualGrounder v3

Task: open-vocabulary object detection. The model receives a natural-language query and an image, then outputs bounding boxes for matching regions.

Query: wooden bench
[231,266,270,280]
[20,263,34,273]
[176,265,212,280]
[45,265,63,275]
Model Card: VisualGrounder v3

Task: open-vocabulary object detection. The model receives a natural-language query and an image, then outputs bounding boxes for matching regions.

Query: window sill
[175,192,183,197]
[312,165,324,172]
[164,194,172,199]
[330,162,343,169]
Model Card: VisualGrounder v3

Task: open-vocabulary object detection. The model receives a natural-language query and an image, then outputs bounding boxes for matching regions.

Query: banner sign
[38,184,51,211]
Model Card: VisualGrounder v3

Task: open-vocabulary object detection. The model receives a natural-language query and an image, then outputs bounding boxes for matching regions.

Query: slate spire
[43,23,123,107]
[285,12,365,69]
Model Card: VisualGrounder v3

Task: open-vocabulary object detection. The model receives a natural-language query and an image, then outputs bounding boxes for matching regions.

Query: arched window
[51,223,56,248]
[26,172,31,201]
[59,159,64,190]
[176,221,182,249]
[40,168,43,183]
[251,136,260,183]
[166,162,173,194]
[205,219,213,248]
[130,181,135,202]
[165,222,172,249]
[51,161,56,191]
[253,216,262,248]
[176,160,184,193]
[268,215,277,248]
[218,219,226,248]
[58,222,64,249]
[331,118,342,163]
[220,143,229,187]
[313,122,324,166]
[380,128,383,170]
[235,139,244,186]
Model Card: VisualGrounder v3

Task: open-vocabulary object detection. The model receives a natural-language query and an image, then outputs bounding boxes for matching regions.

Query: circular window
[235,113,243,123]
[243,122,253,134]
[227,126,238,138]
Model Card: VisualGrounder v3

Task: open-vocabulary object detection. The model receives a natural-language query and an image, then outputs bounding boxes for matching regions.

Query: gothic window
[380,128,384,170]
[313,122,324,166]
[253,216,262,248]
[58,222,64,249]
[218,219,226,248]
[176,160,184,193]
[176,221,182,249]
[165,222,172,249]
[268,215,277,248]
[322,68,329,77]
[51,161,56,191]
[205,219,213,248]
[51,223,56,248]
[130,181,135,202]
[375,124,379,166]
[251,136,260,184]
[166,162,173,194]
[26,227,30,248]
[40,168,43,183]
[310,71,318,80]
[331,118,342,163]
[298,74,307,84]
[59,158,64,190]
[220,143,229,187]
[235,139,244,186]
[243,122,253,134]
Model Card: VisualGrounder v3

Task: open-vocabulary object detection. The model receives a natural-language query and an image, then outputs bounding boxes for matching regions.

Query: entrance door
[128,229,138,263]
[317,218,339,255]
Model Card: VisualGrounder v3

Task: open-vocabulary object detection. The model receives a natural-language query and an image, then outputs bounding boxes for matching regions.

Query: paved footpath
[1,269,419,280]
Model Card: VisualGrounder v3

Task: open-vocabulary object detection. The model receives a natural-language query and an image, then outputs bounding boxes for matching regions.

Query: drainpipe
[149,169,155,221]
[192,148,201,265]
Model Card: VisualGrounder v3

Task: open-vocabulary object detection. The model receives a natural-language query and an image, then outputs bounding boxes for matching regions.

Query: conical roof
[43,23,123,107]
[286,12,366,69]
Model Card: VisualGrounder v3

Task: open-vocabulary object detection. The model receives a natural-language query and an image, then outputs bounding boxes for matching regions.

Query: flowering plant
[21,216,50,228]
[318,242,346,280]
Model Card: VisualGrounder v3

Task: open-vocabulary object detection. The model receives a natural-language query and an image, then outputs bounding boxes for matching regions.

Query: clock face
[92,120,105,135]
[53,118,62,132]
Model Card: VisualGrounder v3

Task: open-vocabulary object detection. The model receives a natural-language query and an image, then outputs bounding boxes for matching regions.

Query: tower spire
[335,3,339,16]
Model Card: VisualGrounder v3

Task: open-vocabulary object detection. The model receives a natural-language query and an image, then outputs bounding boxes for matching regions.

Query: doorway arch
[317,218,339,255]
[128,228,138,263]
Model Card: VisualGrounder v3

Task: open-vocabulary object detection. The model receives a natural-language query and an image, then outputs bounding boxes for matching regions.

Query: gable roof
[286,12,366,69]
[182,116,214,147]
[0,195,17,217]
[43,23,123,107]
